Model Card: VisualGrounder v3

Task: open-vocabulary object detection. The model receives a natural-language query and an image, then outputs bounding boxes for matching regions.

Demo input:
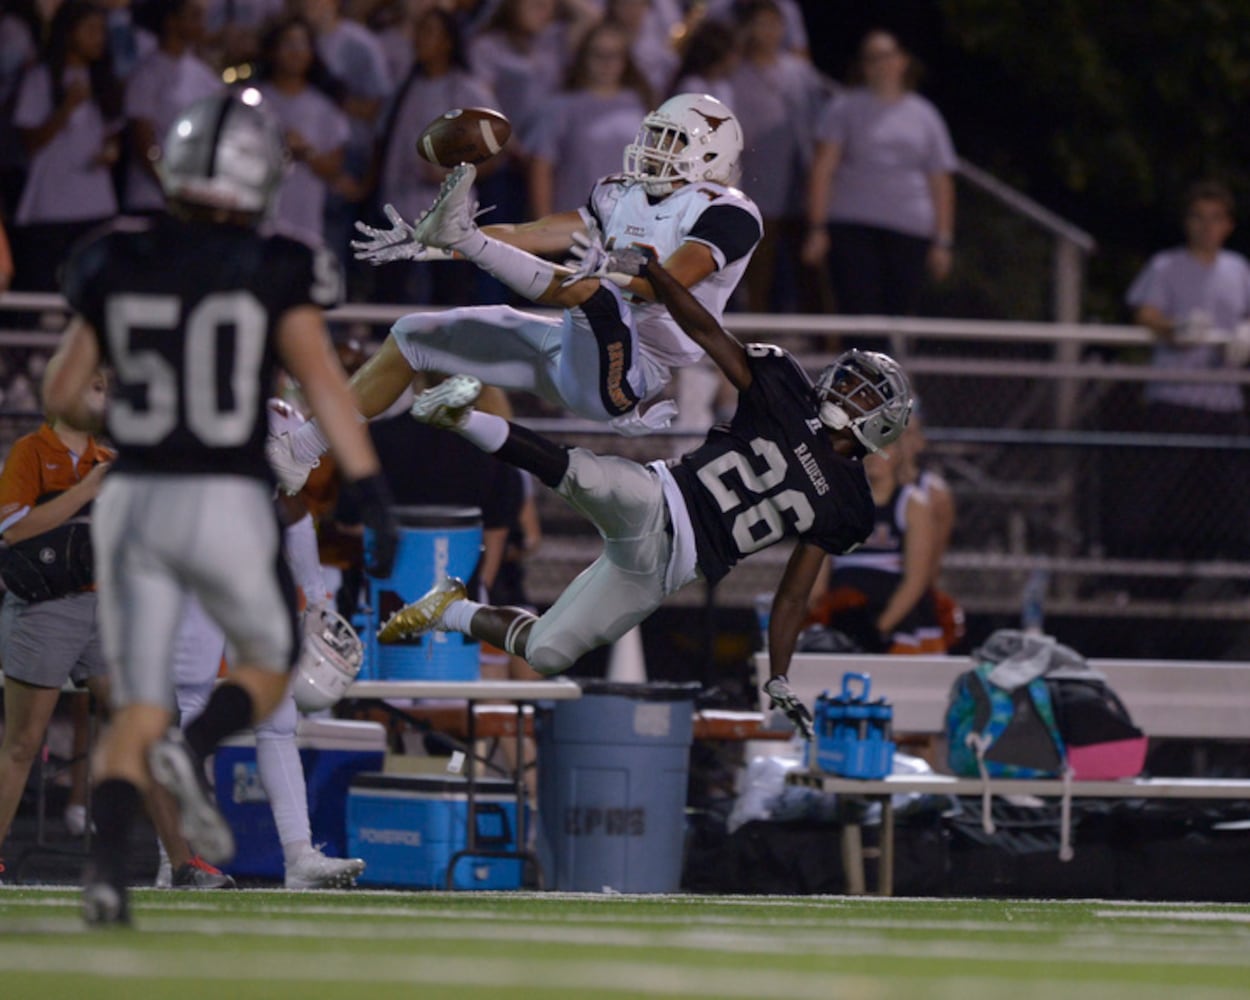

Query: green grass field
[3,887,1250,999]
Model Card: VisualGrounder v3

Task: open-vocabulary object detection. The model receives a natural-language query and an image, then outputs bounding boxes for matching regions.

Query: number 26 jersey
[668,345,876,586]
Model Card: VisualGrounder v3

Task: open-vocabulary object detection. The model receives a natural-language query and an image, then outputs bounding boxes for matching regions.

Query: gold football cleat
[377,576,468,643]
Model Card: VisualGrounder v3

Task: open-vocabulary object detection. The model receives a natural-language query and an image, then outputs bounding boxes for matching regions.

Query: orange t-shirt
[0,423,113,537]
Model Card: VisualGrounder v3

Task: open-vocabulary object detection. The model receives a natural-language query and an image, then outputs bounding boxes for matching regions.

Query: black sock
[497,423,571,489]
[184,683,254,761]
[90,778,141,882]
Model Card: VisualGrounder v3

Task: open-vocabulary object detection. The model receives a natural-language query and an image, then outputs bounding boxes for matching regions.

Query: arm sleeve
[284,512,329,609]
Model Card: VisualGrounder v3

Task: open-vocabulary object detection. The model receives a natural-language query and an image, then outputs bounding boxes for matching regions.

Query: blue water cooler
[361,505,482,681]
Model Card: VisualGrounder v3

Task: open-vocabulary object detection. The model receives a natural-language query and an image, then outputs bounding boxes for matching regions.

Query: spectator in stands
[10,0,122,292]
[896,399,964,650]
[600,0,675,101]
[811,440,945,654]
[0,372,112,871]
[372,5,495,304]
[204,0,284,68]
[0,0,40,221]
[668,16,738,107]
[123,0,222,215]
[524,19,650,219]
[297,0,394,266]
[1117,180,1250,573]
[467,0,596,223]
[728,0,829,313]
[255,16,350,244]
[801,28,957,317]
[704,0,808,58]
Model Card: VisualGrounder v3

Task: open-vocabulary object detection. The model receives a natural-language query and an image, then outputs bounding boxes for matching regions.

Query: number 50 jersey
[61,215,341,482]
[669,345,876,586]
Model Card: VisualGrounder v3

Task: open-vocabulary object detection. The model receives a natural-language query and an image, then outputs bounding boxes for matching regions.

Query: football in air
[417,107,511,167]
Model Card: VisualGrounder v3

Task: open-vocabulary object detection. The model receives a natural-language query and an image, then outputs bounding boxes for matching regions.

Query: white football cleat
[285,847,366,890]
[377,576,468,644]
[412,163,478,249]
[265,431,317,495]
[410,374,482,429]
[148,728,235,866]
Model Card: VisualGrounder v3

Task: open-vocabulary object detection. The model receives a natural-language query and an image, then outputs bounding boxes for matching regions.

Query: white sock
[455,231,556,301]
[441,598,482,635]
[458,410,509,453]
[257,735,311,849]
[291,419,331,464]
[282,838,315,867]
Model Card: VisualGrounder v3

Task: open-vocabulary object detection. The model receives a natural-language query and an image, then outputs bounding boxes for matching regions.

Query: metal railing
[5,293,1247,623]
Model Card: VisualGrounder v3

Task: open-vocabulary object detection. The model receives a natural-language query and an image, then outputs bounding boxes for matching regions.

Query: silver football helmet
[291,606,364,713]
[814,350,913,455]
[158,90,288,216]
[622,92,743,196]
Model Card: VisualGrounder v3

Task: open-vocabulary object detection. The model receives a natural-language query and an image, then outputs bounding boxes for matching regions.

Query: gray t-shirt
[729,54,828,217]
[815,87,957,238]
[468,25,568,144]
[257,83,350,242]
[524,91,647,213]
[14,64,119,224]
[124,49,223,212]
[378,71,496,221]
[1126,247,1250,411]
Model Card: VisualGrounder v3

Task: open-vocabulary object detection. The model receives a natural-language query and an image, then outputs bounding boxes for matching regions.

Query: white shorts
[92,474,299,709]
[390,286,668,421]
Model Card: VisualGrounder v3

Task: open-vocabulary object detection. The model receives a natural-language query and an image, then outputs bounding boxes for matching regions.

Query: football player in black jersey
[42,93,399,926]
[375,251,913,740]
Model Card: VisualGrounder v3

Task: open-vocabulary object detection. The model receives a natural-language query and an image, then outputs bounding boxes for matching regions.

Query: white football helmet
[159,90,288,216]
[292,606,364,713]
[622,92,743,196]
[814,350,913,455]
[267,397,305,437]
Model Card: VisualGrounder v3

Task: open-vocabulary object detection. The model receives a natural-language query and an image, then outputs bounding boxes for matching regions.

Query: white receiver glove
[763,675,815,741]
[609,399,680,437]
[351,204,456,266]
[561,229,651,288]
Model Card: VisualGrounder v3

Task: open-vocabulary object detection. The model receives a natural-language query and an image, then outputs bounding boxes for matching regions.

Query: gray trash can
[537,680,699,892]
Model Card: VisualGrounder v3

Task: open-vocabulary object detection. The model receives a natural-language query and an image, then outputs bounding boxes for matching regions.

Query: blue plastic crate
[807,672,896,779]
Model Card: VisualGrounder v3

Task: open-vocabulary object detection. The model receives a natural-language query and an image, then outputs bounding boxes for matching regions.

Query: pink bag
[1067,736,1149,780]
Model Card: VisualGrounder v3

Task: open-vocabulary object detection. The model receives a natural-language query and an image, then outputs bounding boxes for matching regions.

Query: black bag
[0,521,95,603]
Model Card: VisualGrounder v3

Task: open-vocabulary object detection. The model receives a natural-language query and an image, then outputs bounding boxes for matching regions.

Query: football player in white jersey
[268,93,764,494]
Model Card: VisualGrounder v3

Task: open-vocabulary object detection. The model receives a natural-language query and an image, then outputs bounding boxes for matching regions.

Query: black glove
[763,675,815,741]
[345,473,398,578]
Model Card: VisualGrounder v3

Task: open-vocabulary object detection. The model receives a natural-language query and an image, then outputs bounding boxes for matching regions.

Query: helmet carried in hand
[292,606,364,713]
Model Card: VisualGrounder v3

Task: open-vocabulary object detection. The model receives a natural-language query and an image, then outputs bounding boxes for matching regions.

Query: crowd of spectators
[0,0,960,319]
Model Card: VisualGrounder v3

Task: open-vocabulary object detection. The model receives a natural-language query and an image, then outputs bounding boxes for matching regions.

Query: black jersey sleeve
[261,234,344,318]
[740,344,818,415]
[687,204,762,266]
[60,231,113,331]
